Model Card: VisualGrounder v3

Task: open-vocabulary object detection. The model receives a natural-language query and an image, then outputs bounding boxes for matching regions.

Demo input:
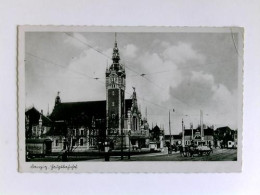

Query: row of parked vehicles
[167,143,213,157]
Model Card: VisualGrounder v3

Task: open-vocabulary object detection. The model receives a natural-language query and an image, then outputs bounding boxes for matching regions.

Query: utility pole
[182,118,184,147]
[169,110,172,145]
[169,109,175,146]
[200,110,204,142]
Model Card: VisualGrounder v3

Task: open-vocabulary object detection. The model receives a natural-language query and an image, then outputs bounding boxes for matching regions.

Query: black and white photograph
[2,0,260,193]
[18,26,243,172]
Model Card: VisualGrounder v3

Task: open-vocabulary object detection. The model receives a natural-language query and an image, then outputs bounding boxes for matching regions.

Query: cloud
[169,71,215,107]
[162,42,206,64]
[121,42,209,131]
[169,71,238,130]
[121,44,138,58]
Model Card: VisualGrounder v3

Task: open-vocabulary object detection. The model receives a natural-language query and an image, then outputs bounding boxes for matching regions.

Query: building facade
[25,107,52,139]
[184,125,214,146]
[25,35,150,153]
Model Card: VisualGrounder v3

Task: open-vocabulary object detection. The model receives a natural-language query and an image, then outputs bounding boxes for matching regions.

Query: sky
[25,31,240,134]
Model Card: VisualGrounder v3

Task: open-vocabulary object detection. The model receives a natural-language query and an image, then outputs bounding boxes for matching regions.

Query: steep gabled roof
[184,127,214,136]
[25,107,52,126]
[204,127,214,136]
[165,134,182,140]
[216,126,232,132]
[50,99,132,121]
[184,129,192,136]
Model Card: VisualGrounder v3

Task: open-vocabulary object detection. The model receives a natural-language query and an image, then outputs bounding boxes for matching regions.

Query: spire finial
[112,32,120,63]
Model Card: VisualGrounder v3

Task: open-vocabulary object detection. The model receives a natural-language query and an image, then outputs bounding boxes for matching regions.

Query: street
[124,148,237,161]
[29,148,237,162]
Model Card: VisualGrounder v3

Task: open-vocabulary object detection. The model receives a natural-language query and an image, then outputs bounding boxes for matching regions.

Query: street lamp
[128,130,131,159]
[169,108,175,146]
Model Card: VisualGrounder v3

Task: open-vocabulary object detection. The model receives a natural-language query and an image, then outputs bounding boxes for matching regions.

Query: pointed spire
[55,91,61,107]
[39,110,43,125]
[112,32,120,64]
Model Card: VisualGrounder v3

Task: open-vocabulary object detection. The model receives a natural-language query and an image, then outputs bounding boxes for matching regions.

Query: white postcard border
[18,25,243,173]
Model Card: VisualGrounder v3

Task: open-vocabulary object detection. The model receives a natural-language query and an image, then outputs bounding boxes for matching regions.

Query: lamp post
[121,128,123,160]
[128,130,131,159]
[169,109,175,146]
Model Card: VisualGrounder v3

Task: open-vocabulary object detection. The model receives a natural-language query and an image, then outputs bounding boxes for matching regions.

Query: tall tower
[106,33,126,136]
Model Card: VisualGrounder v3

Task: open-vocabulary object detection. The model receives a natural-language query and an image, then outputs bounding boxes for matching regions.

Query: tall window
[33,126,37,134]
[72,139,76,146]
[80,138,84,146]
[55,139,59,146]
[81,129,84,136]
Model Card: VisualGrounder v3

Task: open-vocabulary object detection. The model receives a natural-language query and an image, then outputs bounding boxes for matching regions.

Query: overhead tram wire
[230,28,242,58]
[63,32,140,75]
[64,32,111,60]
[63,32,170,91]
[62,32,191,109]
[128,70,173,77]
[26,51,168,112]
[25,52,104,86]
[124,90,168,111]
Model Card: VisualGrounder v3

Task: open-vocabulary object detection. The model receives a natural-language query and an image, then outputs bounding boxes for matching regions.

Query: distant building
[25,107,52,157]
[149,125,164,149]
[184,126,214,146]
[214,126,237,148]
[164,125,214,147]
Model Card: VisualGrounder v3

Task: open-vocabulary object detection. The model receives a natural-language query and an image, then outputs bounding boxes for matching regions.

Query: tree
[63,112,91,154]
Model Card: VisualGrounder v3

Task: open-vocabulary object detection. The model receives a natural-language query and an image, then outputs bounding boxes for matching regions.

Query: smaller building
[184,126,214,146]
[149,125,164,149]
[25,107,52,139]
[214,126,237,148]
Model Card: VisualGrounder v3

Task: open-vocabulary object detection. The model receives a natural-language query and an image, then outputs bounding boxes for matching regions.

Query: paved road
[127,148,237,161]
[85,148,237,162]
[29,148,237,162]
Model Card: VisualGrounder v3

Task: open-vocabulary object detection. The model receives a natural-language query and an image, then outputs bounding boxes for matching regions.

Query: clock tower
[106,34,126,136]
